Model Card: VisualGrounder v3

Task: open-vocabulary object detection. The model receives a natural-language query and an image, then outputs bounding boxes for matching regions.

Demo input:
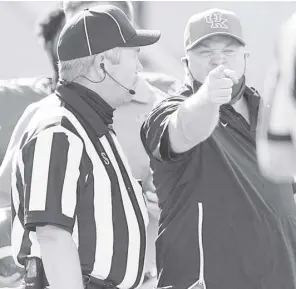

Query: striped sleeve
[19,126,84,233]
[140,95,191,163]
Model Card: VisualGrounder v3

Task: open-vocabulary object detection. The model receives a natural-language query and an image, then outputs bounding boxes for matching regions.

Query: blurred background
[2,1,296,94]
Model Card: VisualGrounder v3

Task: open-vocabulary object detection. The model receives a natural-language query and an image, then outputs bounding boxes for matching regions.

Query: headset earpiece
[98,62,135,95]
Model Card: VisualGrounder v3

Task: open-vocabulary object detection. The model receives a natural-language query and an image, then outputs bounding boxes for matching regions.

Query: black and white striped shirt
[11,82,149,289]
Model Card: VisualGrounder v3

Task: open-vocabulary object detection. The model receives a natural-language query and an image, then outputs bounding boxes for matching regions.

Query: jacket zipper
[188,202,206,289]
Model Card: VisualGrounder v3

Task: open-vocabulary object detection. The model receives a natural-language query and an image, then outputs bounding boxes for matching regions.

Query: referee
[11,5,160,289]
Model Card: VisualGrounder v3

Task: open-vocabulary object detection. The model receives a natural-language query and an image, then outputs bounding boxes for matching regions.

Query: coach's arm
[168,65,237,153]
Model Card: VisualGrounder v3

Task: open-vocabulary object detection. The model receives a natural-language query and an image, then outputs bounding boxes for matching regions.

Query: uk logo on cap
[205,12,228,29]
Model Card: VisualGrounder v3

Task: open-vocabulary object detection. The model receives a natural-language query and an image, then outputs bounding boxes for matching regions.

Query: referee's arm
[20,127,85,289]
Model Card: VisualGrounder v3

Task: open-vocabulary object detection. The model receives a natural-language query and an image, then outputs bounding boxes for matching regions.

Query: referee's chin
[120,91,134,106]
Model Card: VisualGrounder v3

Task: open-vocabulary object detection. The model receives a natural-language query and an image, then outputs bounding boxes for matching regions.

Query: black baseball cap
[57,4,161,61]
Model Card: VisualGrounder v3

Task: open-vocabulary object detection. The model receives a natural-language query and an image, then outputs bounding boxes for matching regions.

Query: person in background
[141,8,296,289]
[37,7,66,89]
[257,11,296,182]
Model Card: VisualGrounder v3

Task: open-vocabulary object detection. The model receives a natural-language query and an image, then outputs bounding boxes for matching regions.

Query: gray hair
[58,47,121,82]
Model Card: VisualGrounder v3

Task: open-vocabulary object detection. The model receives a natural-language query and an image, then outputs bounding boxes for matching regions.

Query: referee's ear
[93,54,105,77]
[94,54,104,69]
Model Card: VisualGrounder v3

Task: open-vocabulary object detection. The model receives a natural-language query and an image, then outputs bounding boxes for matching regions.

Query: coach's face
[187,34,246,83]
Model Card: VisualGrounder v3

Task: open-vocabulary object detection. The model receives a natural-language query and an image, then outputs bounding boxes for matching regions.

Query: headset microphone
[100,63,135,95]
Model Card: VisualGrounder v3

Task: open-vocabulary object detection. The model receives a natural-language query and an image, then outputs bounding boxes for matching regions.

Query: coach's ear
[181,56,189,66]
[244,51,251,58]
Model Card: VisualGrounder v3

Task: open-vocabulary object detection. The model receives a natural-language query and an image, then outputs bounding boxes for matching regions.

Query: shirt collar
[220,86,260,139]
[245,86,261,131]
[55,81,114,137]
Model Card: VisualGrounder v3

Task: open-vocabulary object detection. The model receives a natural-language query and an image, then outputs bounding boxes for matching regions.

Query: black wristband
[24,257,46,289]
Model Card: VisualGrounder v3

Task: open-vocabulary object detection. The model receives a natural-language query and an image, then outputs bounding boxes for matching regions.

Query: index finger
[209,65,226,79]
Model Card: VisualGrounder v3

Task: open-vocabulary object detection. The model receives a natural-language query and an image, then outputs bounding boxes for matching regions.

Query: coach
[141,8,296,289]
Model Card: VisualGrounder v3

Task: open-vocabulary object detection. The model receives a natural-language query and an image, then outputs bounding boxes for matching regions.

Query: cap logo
[205,12,228,29]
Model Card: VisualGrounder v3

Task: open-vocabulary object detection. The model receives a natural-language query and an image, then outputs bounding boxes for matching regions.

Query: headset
[100,63,135,95]
[69,62,136,95]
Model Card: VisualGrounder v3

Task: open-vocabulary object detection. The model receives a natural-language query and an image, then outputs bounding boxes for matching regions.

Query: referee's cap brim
[119,29,161,48]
